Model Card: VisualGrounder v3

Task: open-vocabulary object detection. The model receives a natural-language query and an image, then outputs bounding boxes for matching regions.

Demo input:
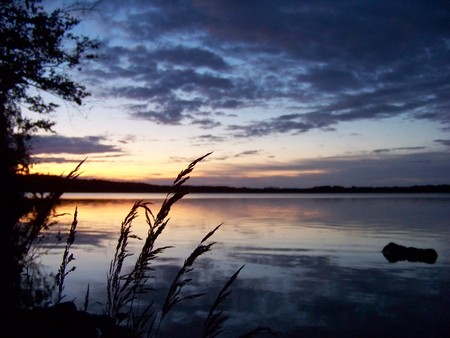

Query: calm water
[41,193,450,337]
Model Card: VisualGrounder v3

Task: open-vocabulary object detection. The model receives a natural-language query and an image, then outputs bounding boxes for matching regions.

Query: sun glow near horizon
[30,153,328,187]
[30,156,169,181]
[29,142,450,189]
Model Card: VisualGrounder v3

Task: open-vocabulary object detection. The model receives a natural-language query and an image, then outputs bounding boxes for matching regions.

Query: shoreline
[18,174,450,194]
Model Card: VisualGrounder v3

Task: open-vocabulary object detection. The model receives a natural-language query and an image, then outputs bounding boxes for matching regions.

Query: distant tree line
[19,174,450,194]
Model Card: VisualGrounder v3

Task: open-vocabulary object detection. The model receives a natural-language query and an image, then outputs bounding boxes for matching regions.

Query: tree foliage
[0,0,98,174]
[0,0,98,312]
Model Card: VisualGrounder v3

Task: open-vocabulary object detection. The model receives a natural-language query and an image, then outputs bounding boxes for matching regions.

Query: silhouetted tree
[0,0,97,314]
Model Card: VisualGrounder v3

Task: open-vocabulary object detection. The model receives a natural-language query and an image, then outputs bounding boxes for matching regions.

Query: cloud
[32,135,122,154]
[31,156,81,164]
[190,118,222,129]
[191,134,226,144]
[434,139,450,147]
[118,135,137,144]
[372,146,427,154]
[200,151,450,188]
[151,46,229,70]
[234,150,262,158]
[83,0,450,136]
[128,95,204,124]
[228,113,321,137]
[296,66,362,92]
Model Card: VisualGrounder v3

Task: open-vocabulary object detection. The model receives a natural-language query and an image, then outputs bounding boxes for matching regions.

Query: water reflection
[40,194,450,336]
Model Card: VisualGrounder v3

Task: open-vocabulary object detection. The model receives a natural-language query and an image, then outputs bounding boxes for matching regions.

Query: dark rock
[382,242,438,264]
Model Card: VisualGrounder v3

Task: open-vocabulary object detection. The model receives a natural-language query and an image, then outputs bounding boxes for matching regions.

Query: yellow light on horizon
[29,159,174,182]
[30,154,330,185]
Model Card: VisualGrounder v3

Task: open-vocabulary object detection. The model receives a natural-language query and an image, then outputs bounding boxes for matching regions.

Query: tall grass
[20,159,85,257]
[54,207,78,304]
[104,152,274,337]
[19,160,85,308]
[203,265,245,338]
[106,153,216,334]
[23,153,275,337]
[157,223,223,334]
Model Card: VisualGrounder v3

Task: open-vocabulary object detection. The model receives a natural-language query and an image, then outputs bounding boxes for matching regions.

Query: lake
[40,193,450,337]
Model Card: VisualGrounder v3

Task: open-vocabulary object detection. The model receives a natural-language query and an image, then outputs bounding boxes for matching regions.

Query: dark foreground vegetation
[1,1,99,336]
[3,155,276,337]
[19,174,450,194]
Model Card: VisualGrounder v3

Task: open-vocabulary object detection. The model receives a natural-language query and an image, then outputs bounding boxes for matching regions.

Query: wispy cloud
[32,135,122,155]
[191,134,226,144]
[31,156,82,164]
[190,118,222,129]
[234,150,262,158]
[434,139,450,147]
[372,146,427,154]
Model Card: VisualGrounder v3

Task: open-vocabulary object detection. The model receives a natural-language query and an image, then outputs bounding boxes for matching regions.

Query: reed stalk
[203,265,244,338]
[20,159,85,257]
[156,223,223,334]
[18,160,84,308]
[55,207,78,304]
[106,153,213,333]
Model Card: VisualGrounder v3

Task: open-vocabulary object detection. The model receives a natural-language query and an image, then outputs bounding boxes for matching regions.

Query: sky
[30,0,450,188]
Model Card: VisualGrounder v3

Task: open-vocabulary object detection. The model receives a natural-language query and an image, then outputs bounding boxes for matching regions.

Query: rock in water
[382,242,438,264]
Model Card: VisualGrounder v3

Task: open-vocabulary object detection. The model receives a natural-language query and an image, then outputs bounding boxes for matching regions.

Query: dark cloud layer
[372,146,427,154]
[197,151,450,188]
[32,135,121,154]
[435,139,450,147]
[81,1,450,136]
